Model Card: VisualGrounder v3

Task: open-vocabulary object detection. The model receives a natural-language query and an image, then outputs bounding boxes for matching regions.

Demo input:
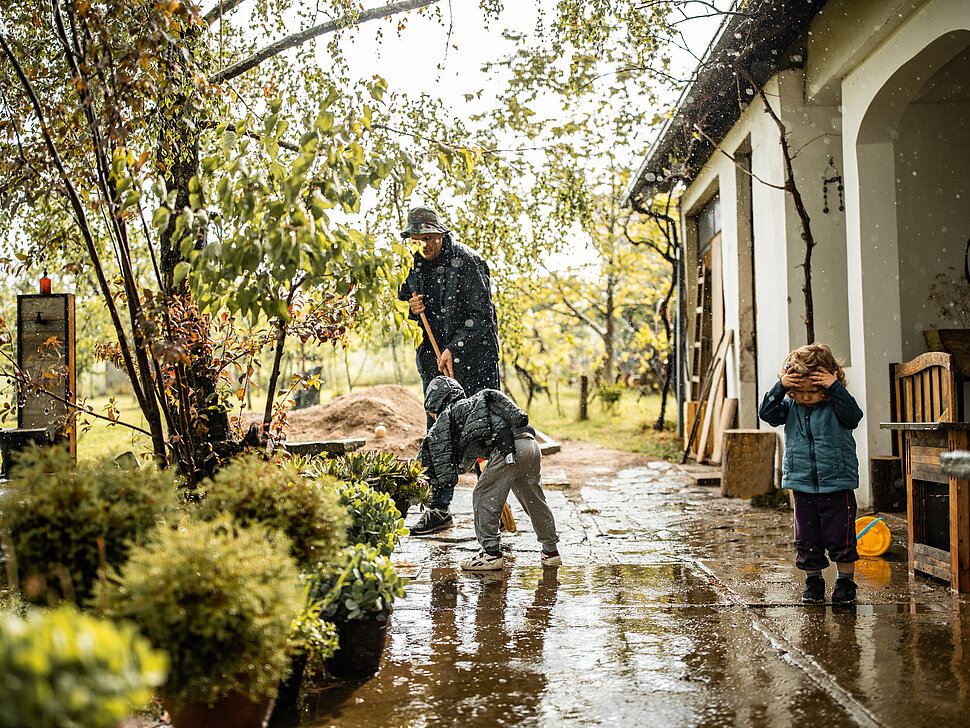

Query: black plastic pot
[325,610,391,679]
[392,496,410,519]
[274,651,308,715]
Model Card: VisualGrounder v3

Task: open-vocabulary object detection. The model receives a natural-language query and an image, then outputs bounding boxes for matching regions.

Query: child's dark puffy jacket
[419,376,531,491]
[758,379,864,493]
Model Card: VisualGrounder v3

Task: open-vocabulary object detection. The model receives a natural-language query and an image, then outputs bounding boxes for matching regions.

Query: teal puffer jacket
[758,379,864,493]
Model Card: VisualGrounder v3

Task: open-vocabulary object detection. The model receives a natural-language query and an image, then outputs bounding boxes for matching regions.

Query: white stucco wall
[674,0,970,507]
[680,78,794,422]
[841,0,970,502]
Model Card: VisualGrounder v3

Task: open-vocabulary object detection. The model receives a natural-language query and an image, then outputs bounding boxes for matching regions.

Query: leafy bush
[597,384,624,409]
[102,516,302,708]
[336,479,407,557]
[0,605,168,728]
[192,454,348,569]
[309,544,407,622]
[313,451,430,507]
[0,447,176,604]
[288,591,340,680]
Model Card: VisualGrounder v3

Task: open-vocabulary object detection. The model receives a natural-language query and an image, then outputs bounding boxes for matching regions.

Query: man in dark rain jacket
[398,206,502,535]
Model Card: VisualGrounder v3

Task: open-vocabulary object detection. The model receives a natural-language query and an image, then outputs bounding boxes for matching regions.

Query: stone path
[273,461,970,728]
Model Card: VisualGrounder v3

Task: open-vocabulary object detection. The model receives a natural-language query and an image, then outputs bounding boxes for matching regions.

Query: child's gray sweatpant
[473,434,559,553]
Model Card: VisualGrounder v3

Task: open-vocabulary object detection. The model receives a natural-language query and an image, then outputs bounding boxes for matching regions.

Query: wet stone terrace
[274,462,970,728]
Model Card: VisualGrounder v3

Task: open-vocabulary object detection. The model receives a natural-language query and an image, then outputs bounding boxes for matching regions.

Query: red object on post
[39,271,51,295]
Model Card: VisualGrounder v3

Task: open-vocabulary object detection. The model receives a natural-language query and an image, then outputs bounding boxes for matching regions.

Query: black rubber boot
[801,574,825,604]
[832,577,857,605]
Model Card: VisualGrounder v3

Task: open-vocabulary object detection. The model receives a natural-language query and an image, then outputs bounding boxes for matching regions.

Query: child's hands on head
[781,369,804,390]
[810,368,837,389]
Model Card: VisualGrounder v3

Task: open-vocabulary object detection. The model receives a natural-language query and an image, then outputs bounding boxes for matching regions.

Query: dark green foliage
[0,447,176,605]
[313,451,430,507]
[191,454,348,569]
[309,544,407,622]
[335,480,407,557]
[0,605,168,728]
[751,489,791,511]
[103,516,302,708]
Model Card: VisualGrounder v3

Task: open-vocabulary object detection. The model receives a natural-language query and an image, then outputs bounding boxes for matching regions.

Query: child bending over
[758,343,864,605]
[418,376,561,571]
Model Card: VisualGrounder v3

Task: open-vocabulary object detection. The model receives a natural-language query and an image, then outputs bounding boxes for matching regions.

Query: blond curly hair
[780,343,847,395]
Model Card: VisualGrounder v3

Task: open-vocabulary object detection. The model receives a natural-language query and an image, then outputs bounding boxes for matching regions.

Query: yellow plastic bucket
[855,516,891,557]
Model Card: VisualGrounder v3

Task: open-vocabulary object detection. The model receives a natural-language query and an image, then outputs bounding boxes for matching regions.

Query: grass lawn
[74,398,152,463]
[504,381,682,460]
[64,380,681,464]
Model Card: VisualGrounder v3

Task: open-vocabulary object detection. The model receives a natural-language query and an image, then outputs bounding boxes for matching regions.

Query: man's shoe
[411,508,453,535]
[461,549,505,571]
[801,574,825,604]
[832,578,857,605]
[541,550,562,567]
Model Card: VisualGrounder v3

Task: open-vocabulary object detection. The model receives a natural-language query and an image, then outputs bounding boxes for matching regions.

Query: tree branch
[209,0,441,85]
[202,0,248,25]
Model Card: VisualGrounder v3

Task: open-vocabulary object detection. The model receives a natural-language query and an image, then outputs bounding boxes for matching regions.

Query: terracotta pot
[325,609,391,679]
[165,691,275,728]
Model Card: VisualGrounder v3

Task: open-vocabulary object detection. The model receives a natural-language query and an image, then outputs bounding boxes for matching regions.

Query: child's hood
[424,376,466,415]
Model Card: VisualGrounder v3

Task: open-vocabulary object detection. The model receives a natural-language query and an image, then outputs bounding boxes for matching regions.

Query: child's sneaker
[541,550,562,567]
[461,549,505,571]
[832,578,857,605]
[411,508,453,535]
[801,574,825,604]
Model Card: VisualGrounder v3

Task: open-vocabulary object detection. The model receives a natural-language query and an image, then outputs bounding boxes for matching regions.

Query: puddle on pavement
[267,465,970,728]
[272,563,857,728]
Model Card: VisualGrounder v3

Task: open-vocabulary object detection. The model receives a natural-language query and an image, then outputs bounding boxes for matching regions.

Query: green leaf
[173,262,190,286]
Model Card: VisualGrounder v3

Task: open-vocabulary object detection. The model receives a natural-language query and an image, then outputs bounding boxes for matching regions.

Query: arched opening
[857,30,970,361]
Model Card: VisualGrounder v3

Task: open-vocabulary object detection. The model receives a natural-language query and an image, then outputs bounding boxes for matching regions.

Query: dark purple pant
[793,490,859,571]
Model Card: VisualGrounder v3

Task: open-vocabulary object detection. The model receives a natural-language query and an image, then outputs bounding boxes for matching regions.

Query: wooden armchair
[886,351,970,591]
[893,351,958,426]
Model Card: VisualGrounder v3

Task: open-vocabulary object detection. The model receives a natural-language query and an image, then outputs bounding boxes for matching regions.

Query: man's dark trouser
[793,489,859,571]
[417,348,499,512]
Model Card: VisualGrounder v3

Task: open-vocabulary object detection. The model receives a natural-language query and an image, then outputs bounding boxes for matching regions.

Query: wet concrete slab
[273,461,970,728]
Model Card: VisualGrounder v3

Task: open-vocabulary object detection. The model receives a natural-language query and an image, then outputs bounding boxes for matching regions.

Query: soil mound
[284,384,426,458]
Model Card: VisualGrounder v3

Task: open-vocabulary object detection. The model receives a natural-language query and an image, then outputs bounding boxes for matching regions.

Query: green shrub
[102,516,302,708]
[597,384,624,409]
[0,605,168,728]
[309,544,407,622]
[0,447,176,604]
[313,451,430,507]
[289,592,340,679]
[336,479,407,556]
[191,454,348,570]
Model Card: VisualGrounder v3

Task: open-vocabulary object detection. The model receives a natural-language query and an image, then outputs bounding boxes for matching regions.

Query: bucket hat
[400,206,450,238]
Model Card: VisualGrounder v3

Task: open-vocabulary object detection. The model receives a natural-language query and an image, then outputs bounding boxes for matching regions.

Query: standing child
[418,376,561,571]
[758,343,864,604]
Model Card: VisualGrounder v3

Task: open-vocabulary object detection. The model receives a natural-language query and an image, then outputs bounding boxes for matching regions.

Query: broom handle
[419,312,443,361]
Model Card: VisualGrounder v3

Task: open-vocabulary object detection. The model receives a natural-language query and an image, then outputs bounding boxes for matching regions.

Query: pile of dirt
[284,384,427,457]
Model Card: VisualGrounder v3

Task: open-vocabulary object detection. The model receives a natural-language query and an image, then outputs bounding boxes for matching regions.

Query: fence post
[579,375,589,421]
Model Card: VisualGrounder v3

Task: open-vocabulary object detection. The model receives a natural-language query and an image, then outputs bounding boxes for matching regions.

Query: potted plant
[0,447,175,605]
[102,516,303,728]
[313,451,430,518]
[925,261,970,377]
[0,604,168,728]
[191,454,348,569]
[308,543,407,679]
[335,479,408,557]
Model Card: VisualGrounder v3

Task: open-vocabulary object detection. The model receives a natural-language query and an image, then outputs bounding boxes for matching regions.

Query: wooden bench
[282,439,365,457]
[883,351,969,591]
